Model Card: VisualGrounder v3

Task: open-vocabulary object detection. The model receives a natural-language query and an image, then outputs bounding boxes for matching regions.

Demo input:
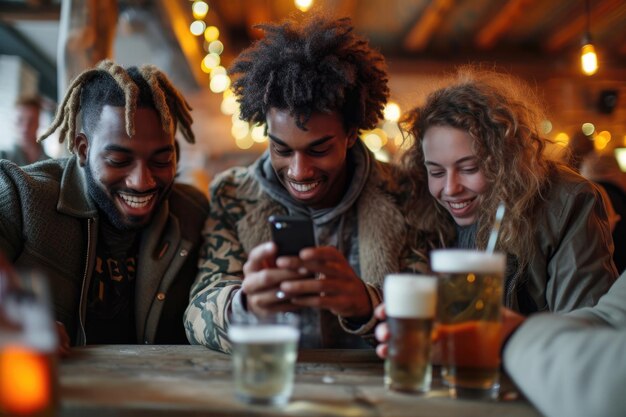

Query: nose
[287,152,314,181]
[126,162,156,191]
[444,171,463,196]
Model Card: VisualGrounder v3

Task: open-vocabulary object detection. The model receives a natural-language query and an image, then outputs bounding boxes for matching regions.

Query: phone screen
[268,215,316,256]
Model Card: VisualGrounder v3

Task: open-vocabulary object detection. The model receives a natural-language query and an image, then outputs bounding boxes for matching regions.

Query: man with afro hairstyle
[0,60,209,348]
[185,15,425,352]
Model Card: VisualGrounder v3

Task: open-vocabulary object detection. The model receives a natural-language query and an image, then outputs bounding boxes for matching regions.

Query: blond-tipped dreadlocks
[39,60,194,152]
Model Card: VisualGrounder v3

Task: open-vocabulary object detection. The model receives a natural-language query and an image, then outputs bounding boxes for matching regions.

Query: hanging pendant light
[581,0,598,76]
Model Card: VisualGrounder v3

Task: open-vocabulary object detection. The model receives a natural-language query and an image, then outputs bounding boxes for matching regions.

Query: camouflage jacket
[184,157,426,352]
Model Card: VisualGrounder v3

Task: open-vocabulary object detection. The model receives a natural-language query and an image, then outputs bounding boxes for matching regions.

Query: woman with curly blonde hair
[401,67,617,314]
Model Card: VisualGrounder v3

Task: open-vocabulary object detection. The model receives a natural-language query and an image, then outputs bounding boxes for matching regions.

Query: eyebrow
[424,156,477,167]
[268,134,334,148]
[103,144,175,155]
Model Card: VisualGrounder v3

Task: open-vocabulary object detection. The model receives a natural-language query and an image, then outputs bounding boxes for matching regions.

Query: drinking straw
[486,202,506,254]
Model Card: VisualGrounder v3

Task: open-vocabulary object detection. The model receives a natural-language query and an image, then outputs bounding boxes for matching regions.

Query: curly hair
[401,67,560,275]
[229,14,389,132]
[39,60,193,152]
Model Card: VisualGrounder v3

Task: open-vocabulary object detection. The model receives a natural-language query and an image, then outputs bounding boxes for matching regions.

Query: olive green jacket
[0,157,209,345]
[506,167,617,314]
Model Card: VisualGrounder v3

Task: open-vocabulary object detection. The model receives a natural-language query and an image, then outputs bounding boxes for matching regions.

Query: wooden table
[58,345,542,417]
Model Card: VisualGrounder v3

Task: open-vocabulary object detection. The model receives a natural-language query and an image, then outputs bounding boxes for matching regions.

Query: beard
[84,163,172,231]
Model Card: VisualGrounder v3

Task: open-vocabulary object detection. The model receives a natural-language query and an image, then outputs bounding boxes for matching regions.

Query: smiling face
[75,105,176,230]
[267,108,356,209]
[422,125,489,226]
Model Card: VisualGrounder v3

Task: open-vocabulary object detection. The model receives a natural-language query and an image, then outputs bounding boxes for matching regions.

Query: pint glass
[0,269,58,417]
[431,250,505,400]
[228,312,299,406]
[384,274,437,393]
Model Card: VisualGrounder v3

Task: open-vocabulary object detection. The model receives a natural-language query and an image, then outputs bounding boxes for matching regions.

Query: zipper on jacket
[77,218,93,345]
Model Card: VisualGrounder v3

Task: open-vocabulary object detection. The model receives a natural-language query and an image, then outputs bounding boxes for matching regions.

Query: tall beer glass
[228,312,299,406]
[431,250,505,400]
[384,274,437,393]
[0,269,58,417]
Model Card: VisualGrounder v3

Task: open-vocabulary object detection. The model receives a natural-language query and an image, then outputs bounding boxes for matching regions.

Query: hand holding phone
[268,215,316,257]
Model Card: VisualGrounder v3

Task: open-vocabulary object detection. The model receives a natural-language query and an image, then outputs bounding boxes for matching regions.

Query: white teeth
[290,182,320,192]
[449,200,471,210]
[118,192,155,208]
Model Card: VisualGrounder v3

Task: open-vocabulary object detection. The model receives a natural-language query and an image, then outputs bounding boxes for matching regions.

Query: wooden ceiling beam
[335,0,358,19]
[0,3,60,22]
[403,0,455,52]
[475,0,535,49]
[544,0,622,52]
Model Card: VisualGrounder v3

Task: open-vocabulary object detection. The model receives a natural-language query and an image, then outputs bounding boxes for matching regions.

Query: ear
[74,133,89,167]
[346,127,359,148]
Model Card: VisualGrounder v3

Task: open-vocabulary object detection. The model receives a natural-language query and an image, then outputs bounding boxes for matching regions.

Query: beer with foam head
[431,250,505,400]
[384,274,437,393]
[228,314,299,406]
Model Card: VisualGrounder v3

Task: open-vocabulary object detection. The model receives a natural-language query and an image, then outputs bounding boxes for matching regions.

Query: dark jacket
[597,180,626,273]
[0,157,209,345]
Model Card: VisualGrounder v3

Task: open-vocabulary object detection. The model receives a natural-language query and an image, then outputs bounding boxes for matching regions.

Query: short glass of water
[228,312,300,406]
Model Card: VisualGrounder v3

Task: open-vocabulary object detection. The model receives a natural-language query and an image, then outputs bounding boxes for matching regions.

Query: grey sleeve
[503,272,626,417]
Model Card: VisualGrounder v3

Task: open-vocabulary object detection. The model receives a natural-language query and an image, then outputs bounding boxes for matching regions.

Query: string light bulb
[581,0,598,76]
[294,0,313,12]
[581,37,598,76]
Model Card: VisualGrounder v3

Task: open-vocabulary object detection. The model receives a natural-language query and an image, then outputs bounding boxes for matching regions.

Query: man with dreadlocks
[0,60,209,347]
[185,15,425,353]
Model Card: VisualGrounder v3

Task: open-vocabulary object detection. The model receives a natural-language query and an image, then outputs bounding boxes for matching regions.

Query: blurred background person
[580,152,626,273]
[1,96,50,166]
[564,130,595,173]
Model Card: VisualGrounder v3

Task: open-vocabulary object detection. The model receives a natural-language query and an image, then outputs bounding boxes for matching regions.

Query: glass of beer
[384,274,438,393]
[228,312,300,406]
[430,249,505,400]
[0,269,58,417]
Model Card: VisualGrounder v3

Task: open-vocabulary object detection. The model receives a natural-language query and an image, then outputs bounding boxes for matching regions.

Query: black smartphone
[268,215,316,257]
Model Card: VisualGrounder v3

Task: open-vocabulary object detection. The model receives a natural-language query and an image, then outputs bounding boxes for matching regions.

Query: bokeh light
[581,122,595,136]
[192,1,209,19]
[204,26,220,42]
[554,132,569,147]
[236,136,254,150]
[190,20,206,36]
[251,125,268,143]
[208,40,224,55]
[210,73,231,93]
[383,102,401,122]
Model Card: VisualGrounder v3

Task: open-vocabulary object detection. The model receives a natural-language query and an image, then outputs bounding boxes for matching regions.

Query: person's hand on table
[275,246,373,321]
